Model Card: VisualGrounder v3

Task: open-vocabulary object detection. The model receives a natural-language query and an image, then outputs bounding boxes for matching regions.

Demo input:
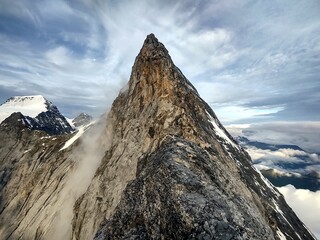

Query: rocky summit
[72,113,93,128]
[0,34,316,240]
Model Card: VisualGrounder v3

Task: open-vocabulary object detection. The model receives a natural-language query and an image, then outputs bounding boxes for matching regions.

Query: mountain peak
[0,95,73,134]
[143,33,159,46]
[4,94,46,104]
[91,35,315,239]
[0,34,316,240]
[0,95,49,123]
[137,33,169,61]
[126,34,199,111]
[72,113,93,127]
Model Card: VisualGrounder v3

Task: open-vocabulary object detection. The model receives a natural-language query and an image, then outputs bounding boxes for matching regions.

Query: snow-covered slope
[0,95,48,123]
[60,120,95,151]
[66,113,93,130]
[0,95,74,135]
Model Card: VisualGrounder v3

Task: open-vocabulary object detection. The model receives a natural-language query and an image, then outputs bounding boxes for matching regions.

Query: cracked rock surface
[0,34,316,240]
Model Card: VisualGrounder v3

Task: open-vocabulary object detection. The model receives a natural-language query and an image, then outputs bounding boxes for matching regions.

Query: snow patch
[254,166,281,197]
[272,199,296,233]
[41,136,51,140]
[276,228,287,240]
[0,95,48,123]
[60,122,94,151]
[60,128,84,151]
[66,118,75,128]
[206,110,239,150]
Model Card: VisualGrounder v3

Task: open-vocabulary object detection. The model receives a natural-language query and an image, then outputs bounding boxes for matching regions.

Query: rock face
[0,112,72,239]
[0,34,316,240]
[74,34,315,240]
[0,95,74,135]
[0,112,107,240]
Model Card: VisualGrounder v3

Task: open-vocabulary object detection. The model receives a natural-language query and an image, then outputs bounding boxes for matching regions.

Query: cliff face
[0,34,315,240]
[73,34,315,240]
[0,112,72,239]
[0,113,107,240]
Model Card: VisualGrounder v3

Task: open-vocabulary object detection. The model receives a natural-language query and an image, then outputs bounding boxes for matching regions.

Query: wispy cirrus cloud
[0,0,319,123]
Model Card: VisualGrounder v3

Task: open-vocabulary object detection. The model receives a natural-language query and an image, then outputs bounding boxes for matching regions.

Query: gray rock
[91,34,314,240]
[0,34,316,240]
[72,113,93,127]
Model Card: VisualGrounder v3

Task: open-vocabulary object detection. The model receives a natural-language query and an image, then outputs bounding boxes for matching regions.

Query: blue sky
[0,0,319,124]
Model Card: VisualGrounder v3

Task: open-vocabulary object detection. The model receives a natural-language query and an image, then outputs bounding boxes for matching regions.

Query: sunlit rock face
[0,34,315,240]
[78,34,314,240]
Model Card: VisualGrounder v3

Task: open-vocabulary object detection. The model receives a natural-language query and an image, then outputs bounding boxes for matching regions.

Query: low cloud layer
[247,146,320,178]
[278,185,320,239]
[0,0,319,122]
[248,148,307,164]
[227,122,320,152]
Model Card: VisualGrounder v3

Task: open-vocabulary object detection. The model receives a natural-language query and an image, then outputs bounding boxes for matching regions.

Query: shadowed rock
[0,34,315,240]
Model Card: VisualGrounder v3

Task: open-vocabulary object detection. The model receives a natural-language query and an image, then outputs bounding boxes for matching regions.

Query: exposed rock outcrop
[0,34,315,240]
[0,113,107,240]
[74,34,315,240]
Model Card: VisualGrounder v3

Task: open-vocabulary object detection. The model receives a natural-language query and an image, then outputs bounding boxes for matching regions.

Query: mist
[45,113,113,239]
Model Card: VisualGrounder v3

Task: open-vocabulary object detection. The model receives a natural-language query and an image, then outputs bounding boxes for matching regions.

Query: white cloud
[84,0,240,82]
[45,46,71,66]
[0,35,120,117]
[309,153,320,163]
[278,185,320,239]
[38,0,75,19]
[169,28,237,72]
[304,165,320,178]
[226,122,320,152]
[264,53,288,67]
[0,0,319,122]
[246,147,306,167]
[0,1,41,26]
[207,104,284,123]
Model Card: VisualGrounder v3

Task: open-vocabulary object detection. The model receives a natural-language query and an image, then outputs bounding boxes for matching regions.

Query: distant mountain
[236,136,304,151]
[0,95,48,123]
[236,136,320,191]
[0,95,74,135]
[72,113,93,127]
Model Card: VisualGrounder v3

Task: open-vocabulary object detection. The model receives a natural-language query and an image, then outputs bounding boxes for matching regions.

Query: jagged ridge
[0,34,315,240]
[74,34,315,240]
